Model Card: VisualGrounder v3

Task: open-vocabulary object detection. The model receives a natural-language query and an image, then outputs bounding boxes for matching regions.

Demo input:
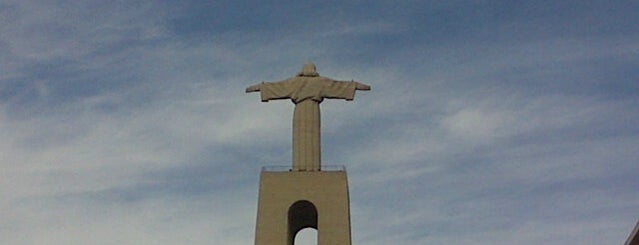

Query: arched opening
[288,200,318,245]
[294,227,317,245]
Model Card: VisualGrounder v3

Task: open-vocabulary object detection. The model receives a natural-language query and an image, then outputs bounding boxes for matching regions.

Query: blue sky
[1,1,638,244]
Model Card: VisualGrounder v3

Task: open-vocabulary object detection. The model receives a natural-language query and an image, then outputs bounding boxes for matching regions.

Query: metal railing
[261,165,346,172]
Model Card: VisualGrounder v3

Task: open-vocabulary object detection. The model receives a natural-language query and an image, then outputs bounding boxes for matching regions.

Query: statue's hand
[354,82,371,91]
[245,83,262,93]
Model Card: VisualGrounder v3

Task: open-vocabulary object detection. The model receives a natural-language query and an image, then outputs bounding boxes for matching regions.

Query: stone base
[254,170,352,245]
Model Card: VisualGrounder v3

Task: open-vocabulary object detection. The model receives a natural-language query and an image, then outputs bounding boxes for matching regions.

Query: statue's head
[297,62,319,77]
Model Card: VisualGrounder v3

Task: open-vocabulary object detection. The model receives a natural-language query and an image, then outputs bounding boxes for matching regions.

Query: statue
[246,62,370,171]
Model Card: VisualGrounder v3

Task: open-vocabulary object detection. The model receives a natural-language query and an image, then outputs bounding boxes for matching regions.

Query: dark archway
[288,200,318,245]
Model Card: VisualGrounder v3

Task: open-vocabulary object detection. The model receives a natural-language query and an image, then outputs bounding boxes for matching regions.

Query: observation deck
[261,165,346,172]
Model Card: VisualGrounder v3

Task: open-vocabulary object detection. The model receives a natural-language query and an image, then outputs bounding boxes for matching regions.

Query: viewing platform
[261,165,347,172]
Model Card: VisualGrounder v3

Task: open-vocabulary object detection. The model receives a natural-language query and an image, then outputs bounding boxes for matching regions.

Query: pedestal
[254,168,352,245]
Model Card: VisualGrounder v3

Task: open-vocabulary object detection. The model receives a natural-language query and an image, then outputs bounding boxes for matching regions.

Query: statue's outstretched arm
[354,81,371,91]
[245,82,263,93]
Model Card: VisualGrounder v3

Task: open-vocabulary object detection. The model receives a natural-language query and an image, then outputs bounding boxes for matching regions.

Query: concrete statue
[248,63,369,245]
[246,62,370,171]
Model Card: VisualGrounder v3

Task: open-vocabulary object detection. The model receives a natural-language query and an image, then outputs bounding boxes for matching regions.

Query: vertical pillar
[254,170,352,245]
[292,100,321,171]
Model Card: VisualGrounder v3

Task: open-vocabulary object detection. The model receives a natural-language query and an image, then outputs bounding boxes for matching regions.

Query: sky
[1,0,638,244]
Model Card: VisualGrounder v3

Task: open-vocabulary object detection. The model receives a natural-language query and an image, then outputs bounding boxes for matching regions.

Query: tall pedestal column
[254,170,352,245]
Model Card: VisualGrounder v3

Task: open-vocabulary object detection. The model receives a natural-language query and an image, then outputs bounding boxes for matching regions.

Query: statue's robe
[258,76,358,171]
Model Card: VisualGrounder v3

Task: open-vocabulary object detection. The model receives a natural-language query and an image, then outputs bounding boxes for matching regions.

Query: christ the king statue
[246,62,370,171]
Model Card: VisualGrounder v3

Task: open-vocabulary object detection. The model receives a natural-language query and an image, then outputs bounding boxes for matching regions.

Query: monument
[247,62,370,245]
